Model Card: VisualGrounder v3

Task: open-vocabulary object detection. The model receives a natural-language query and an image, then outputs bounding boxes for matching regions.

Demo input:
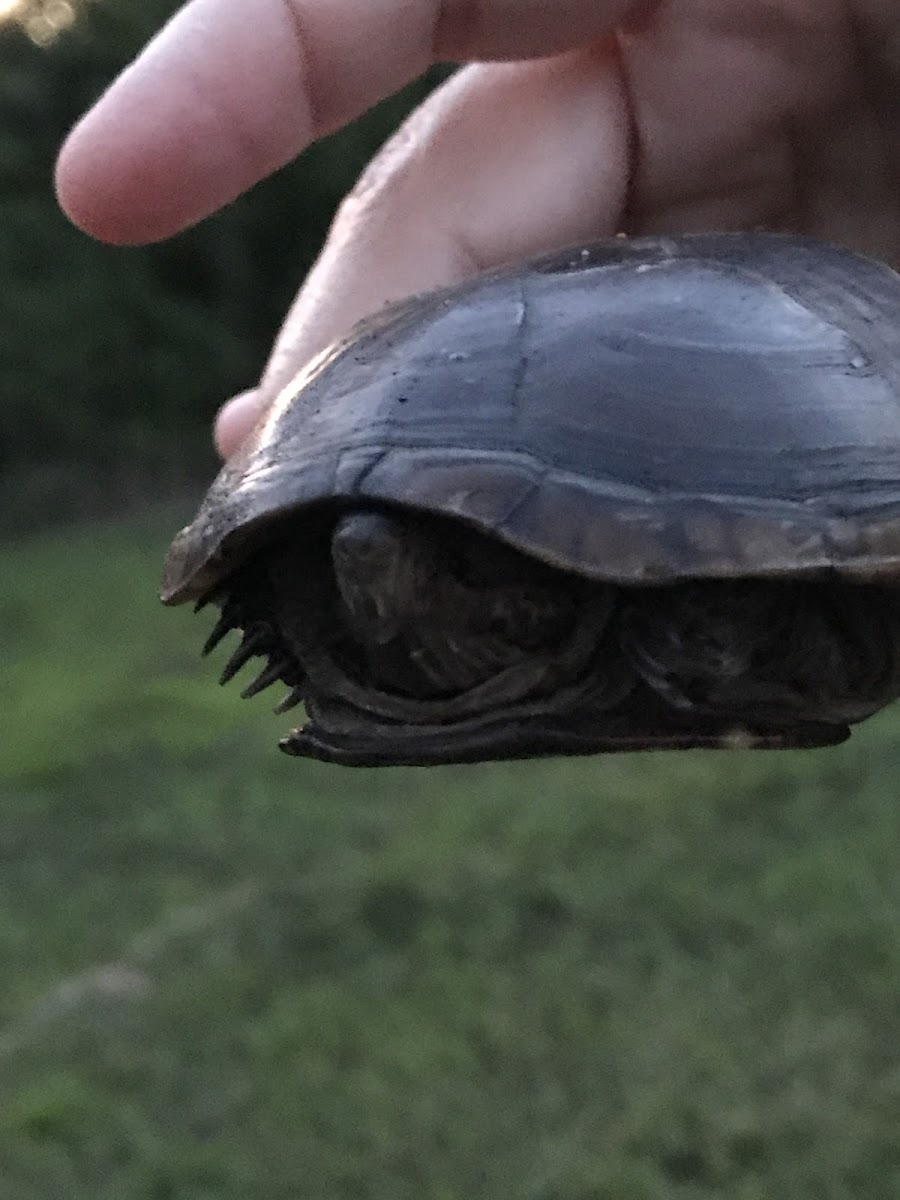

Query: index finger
[55,0,641,244]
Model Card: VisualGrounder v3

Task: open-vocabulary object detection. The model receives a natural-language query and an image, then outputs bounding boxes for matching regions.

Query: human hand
[56,1,900,458]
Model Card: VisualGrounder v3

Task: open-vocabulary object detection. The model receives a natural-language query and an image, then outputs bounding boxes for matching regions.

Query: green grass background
[2,512,899,1199]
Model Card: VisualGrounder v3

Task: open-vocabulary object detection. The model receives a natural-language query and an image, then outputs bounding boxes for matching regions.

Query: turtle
[161,231,900,767]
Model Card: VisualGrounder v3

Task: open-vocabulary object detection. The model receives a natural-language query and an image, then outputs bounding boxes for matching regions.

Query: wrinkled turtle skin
[162,232,900,767]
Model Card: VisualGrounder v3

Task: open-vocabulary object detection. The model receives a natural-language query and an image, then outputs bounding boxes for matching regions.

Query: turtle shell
[162,232,900,606]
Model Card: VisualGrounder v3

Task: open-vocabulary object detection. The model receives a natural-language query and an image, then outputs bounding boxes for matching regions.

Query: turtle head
[330,510,441,645]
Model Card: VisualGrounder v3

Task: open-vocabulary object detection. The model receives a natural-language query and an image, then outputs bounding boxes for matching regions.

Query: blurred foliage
[0,0,449,526]
[2,514,900,1197]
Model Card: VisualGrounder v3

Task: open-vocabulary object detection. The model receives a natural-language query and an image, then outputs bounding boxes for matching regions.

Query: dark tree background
[0,1,446,527]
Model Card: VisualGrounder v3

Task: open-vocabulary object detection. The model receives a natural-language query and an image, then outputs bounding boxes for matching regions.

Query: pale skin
[55,0,900,459]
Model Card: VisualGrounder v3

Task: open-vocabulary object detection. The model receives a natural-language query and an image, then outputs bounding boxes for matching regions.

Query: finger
[216,390,262,459]
[215,48,630,457]
[55,0,641,245]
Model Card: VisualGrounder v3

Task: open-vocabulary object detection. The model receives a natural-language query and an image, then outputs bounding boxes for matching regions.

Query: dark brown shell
[162,232,900,606]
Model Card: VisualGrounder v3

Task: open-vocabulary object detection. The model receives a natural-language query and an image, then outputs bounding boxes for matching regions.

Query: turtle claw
[219,628,269,685]
[202,606,240,656]
[241,658,290,700]
[199,570,308,704]
[194,587,223,615]
[274,685,306,714]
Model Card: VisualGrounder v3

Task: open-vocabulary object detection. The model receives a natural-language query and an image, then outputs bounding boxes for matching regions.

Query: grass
[1,510,900,1198]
